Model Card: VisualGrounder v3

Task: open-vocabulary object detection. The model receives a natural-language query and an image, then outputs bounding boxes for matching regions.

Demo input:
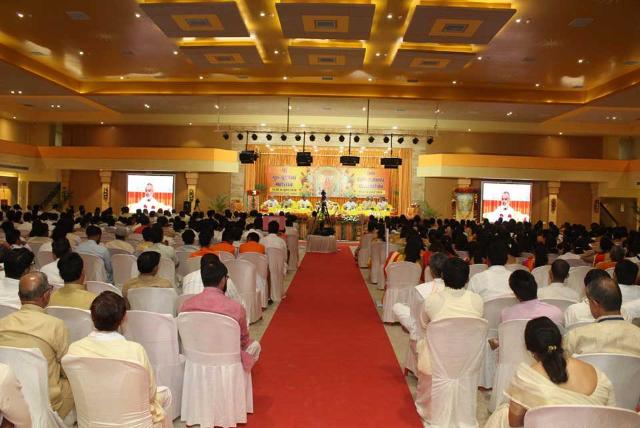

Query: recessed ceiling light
[535,83,541,87]
[214,104,219,109]
[506,111,513,116]
[375,52,381,57]
[119,76,124,80]
[16,12,24,19]
[387,13,393,19]
[288,105,292,110]
[368,77,373,82]
[10,90,15,94]
[260,123,266,127]
[299,124,305,127]
[12,116,16,119]
[134,12,141,18]
[452,80,457,85]
[259,11,266,17]
[606,116,611,120]
[274,49,279,54]
[144,103,150,109]
[577,58,584,64]
[362,107,367,111]
[477,56,483,60]
[79,50,84,56]
[612,116,617,120]
[558,131,563,135]
[283,76,288,80]
[346,125,352,129]
[173,50,179,55]
[392,125,398,130]
[515,18,522,23]
[198,75,204,80]
[188,122,192,126]
[100,121,104,125]
[435,108,440,114]
[467,128,472,132]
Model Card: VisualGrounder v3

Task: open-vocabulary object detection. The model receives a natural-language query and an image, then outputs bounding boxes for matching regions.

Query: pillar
[185,172,199,211]
[591,183,601,225]
[457,178,471,188]
[17,176,29,208]
[60,170,71,209]
[99,170,112,212]
[547,181,561,225]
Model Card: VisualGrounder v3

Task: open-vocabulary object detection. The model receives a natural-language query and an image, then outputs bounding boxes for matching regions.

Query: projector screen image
[481,181,531,222]
[127,174,175,212]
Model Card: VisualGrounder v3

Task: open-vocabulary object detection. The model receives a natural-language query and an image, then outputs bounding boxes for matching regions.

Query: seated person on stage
[297,196,312,210]
[281,197,295,209]
[239,232,265,254]
[68,291,171,425]
[612,259,640,304]
[181,260,261,370]
[147,224,177,265]
[342,197,357,212]
[0,248,34,309]
[564,275,640,357]
[538,259,579,301]
[564,269,610,327]
[50,252,97,310]
[376,196,390,211]
[176,229,199,253]
[210,229,236,254]
[0,362,32,427]
[361,196,374,210]
[105,226,135,254]
[0,272,75,419]
[594,245,625,270]
[501,270,564,326]
[189,228,216,258]
[75,225,113,283]
[262,195,279,211]
[468,240,513,301]
[260,221,287,253]
[484,317,615,428]
[122,251,172,299]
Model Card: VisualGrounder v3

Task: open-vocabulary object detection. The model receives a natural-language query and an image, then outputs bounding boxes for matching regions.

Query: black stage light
[281,134,287,141]
[368,136,375,143]
[223,132,229,140]
[295,134,301,141]
[309,134,316,142]
[324,134,330,142]
[338,135,345,143]
[239,150,259,164]
[383,136,390,144]
[237,133,244,140]
[354,135,360,143]
[251,133,258,141]
[266,134,272,141]
[427,136,434,145]
[397,137,404,144]
[380,157,402,169]
[412,137,419,144]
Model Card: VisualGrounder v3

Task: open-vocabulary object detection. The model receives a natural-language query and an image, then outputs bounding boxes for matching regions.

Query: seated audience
[49,252,96,310]
[538,259,579,301]
[68,291,171,425]
[564,269,610,327]
[40,238,71,286]
[5,229,29,251]
[0,249,33,308]
[210,229,236,255]
[104,226,135,254]
[501,270,564,326]
[0,272,74,418]
[75,225,113,283]
[177,229,199,253]
[594,245,625,270]
[612,259,640,304]
[147,224,176,265]
[122,251,172,298]
[189,228,216,258]
[564,275,640,356]
[0,362,31,427]
[181,259,260,369]
[469,240,513,300]
[484,317,615,428]
[239,232,266,254]
[260,220,287,253]
[26,221,51,247]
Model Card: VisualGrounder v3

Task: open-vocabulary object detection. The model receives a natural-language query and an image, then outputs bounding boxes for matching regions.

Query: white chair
[176,251,193,277]
[86,280,122,296]
[540,298,575,313]
[28,243,46,268]
[78,252,107,283]
[177,312,253,428]
[567,258,589,268]
[565,320,593,331]
[370,241,385,287]
[266,247,286,302]
[213,251,235,262]
[567,266,592,300]
[108,248,131,257]
[238,252,269,308]
[158,257,176,288]
[0,303,18,318]
[505,264,528,272]
[357,233,374,268]
[382,262,421,323]
[490,319,535,412]
[455,250,469,260]
[176,293,196,313]
[523,405,640,428]
[480,296,518,389]
[575,353,640,410]
[420,317,488,427]
[123,310,186,420]
[111,253,138,288]
[62,355,171,428]
[0,347,67,427]
[224,259,262,323]
[469,263,488,279]
[36,249,55,270]
[532,265,551,289]
[286,232,300,270]
[128,288,178,316]
[183,256,202,277]
[605,267,615,277]
[45,306,93,343]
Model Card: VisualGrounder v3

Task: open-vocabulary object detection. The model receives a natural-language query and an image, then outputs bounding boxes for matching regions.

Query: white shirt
[0,277,21,309]
[557,252,581,260]
[298,199,311,209]
[377,201,389,210]
[343,201,357,211]
[468,265,514,301]
[0,363,31,427]
[182,271,245,311]
[618,284,640,305]
[260,233,287,253]
[40,260,64,286]
[622,300,640,322]
[538,282,579,302]
[409,278,445,341]
[564,299,595,326]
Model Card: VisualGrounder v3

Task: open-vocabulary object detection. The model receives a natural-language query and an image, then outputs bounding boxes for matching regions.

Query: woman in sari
[484,316,615,428]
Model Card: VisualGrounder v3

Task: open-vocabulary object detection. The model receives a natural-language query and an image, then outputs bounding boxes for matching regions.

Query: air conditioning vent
[185,17,211,27]
[314,19,337,30]
[66,11,90,21]
[442,23,468,33]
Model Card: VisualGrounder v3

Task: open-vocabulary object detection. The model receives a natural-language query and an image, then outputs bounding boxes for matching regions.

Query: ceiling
[0,0,639,136]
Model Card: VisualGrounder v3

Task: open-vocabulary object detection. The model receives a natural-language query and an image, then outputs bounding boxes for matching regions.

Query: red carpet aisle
[249,245,422,427]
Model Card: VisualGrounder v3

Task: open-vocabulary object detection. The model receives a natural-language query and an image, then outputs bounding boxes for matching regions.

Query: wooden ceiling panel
[179,45,263,69]
[392,50,475,72]
[0,60,73,96]
[276,3,375,40]
[289,47,365,69]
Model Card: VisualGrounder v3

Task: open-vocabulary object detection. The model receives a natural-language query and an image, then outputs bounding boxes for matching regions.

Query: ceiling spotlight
[515,18,522,23]
[412,137,419,144]
[338,135,345,142]
[12,116,16,120]
[135,12,141,18]
[288,105,292,110]
[612,116,617,120]
[260,123,266,127]
[368,136,375,143]
[144,103,150,109]
[79,50,84,56]
[427,136,434,145]
[173,50,179,55]
[266,134,272,141]
[452,80,458,85]
[223,132,229,140]
[309,134,316,142]
[383,136,390,144]
[119,76,125,80]
[17,12,25,18]
[387,13,393,19]
[281,134,287,141]
[477,56,483,60]
[259,11,266,17]
[577,58,584,64]
[237,133,244,140]
[535,83,541,87]
[324,135,330,142]
[506,111,513,116]
[299,123,305,128]
[214,104,219,110]
[467,128,472,132]
[558,132,563,135]
[375,52,381,57]
[188,122,193,126]
[362,106,367,111]
[397,137,404,144]
[274,49,279,55]
[295,134,301,141]
[392,125,398,130]
[354,135,360,143]
[198,75,204,80]
[100,121,104,125]
[282,76,288,80]
[251,133,258,141]
[368,77,373,82]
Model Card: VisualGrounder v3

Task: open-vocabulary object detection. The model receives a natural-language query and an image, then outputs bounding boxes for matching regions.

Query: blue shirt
[75,239,113,282]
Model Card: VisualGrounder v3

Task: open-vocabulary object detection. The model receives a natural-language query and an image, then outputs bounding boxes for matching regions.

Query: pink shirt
[501,299,564,327]
[181,287,256,370]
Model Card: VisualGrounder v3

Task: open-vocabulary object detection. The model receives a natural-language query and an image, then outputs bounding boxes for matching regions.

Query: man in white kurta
[468,241,513,301]
[68,291,171,425]
[538,259,579,301]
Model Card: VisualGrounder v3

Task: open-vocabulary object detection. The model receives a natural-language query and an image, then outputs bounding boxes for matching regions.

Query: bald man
[0,272,75,418]
[564,276,640,357]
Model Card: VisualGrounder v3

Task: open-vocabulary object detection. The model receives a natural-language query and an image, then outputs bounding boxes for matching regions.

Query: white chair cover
[566,258,589,268]
[158,258,176,288]
[286,232,299,269]
[176,294,195,314]
[183,257,202,277]
[177,312,253,428]
[489,319,535,412]
[176,251,193,278]
[86,280,122,296]
[605,267,615,277]
[505,264,528,272]
[78,253,107,283]
[523,405,640,428]
[357,233,374,268]
[567,266,592,300]
[45,306,93,343]
[36,249,55,270]
[422,317,488,427]
[575,353,640,410]
[469,263,488,280]
[306,235,338,253]
[112,254,138,288]
[214,251,235,262]
[423,266,434,283]
[266,247,286,302]
[123,310,186,420]
[480,296,518,389]
[565,320,593,331]
[238,252,269,309]
[540,298,575,313]
[382,262,421,323]
[29,243,46,268]
[0,303,18,318]
[370,241,386,288]
[108,248,131,257]
[62,355,169,428]
[0,347,66,428]
[224,259,262,324]
[128,288,178,316]
[531,265,551,289]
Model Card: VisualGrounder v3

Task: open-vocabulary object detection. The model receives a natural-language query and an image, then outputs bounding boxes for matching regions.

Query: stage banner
[266,166,389,198]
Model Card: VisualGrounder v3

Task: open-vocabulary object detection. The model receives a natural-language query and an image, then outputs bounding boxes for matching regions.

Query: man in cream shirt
[49,252,97,310]
[538,259,579,302]
[564,276,640,357]
[468,241,513,301]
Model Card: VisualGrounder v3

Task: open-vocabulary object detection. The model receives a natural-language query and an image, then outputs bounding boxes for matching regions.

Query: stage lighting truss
[217,131,424,147]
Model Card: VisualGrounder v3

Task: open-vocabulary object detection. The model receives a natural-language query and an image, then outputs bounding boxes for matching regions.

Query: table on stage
[306,235,338,253]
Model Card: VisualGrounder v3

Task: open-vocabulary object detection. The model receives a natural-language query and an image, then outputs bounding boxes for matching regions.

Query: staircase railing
[598,201,619,227]
[40,183,61,209]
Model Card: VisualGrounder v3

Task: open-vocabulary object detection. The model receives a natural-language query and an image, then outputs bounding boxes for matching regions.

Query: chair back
[0,346,64,428]
[122,310,181,366]
[0,303,18,319]
[386,261,421,290]
[566,258,589,268]
[214,251,235,262]
[567,266,592,299]
[531,265,551,288]
[605,267,615,277]
[469,263,488,279]
[183,256,202,277]
[426,317,488,426]
[565,320,593,331]
[176,293,196,313]
[29,243,45,267]
[86,280,122,296]
[575,353,640,410]
[483,296,518,333]
[157,257,176,287]
[286,232,300,269]
[62,355,154,427]
[357,233,374,268]
[111,254,138,288]
[177,312,241,359]
[369,241,386,287]
[107,248,131,257]
[128,287,178,316]
[238,252,269,280]
[224,259,258,305]
[266,247,286,302]
[46,306,93,342]
[78,253,107,283]
[523,405,640,428]
[36,249,55,270]
[176,251,193,277]
[423,265,434,283]
[505,264,528,272]
[540,298,575,313]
